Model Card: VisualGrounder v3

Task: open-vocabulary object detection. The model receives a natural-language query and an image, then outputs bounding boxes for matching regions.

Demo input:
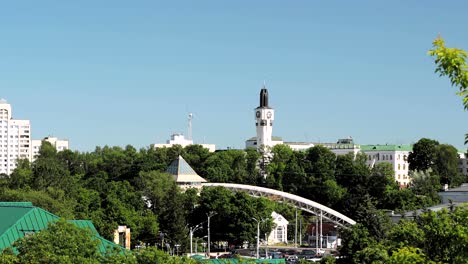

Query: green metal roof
[0,202,124,255]
[360,144,413,152]
[68,220,125,254]
[0,202,58,251]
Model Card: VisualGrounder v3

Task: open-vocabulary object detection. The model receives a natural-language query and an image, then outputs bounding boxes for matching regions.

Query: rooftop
[0,202,124,254]
[166,155,207,183]
[247,136,283,141]
[443,183,468,192]
[361,144,413,152]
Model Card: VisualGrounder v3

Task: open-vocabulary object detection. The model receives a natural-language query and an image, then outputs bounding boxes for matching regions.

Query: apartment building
[0,99,31,175]
[0,99,69,175]
[32,137,70,160]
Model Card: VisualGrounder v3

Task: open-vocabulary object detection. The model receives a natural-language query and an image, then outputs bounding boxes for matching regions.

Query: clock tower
[255,86,275,149]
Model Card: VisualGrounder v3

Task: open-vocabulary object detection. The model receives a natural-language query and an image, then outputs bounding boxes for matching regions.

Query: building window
[390,155,392,160]
[403,164,406,170]
[398,164,400,170]
[276,226,284,242]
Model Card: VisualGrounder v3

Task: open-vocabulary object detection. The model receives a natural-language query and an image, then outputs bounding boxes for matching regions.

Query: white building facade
[360,145,412,187]
[458,151,468,176]
[0,99,31,175]
[32,137,70,160]
[0,99,69,175]
[268,211,289,244]
[154,133,216,152]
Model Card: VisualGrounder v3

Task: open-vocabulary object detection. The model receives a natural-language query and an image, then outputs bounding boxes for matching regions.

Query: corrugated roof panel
[0,206,33,234]
[0,203,125,255]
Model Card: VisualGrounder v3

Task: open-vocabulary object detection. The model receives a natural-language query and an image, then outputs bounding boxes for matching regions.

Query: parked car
[285,255,298,264]
[300,249,317,259]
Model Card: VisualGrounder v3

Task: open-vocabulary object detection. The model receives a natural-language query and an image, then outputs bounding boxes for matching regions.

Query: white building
[32,136,70,159]
[0,99,32,175]
[0,99,70,175]
[268,211,289,244]
[360,144,412,187]
[154,133,216,152]
[458,151,468,176]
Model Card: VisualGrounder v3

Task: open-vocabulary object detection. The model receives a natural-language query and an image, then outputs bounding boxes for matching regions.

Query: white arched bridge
[201,183,356,227]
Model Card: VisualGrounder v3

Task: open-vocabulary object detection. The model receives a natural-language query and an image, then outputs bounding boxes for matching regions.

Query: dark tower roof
[260,88,269,107]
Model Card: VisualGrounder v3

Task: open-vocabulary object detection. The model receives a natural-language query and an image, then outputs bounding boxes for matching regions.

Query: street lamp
[189,223,204,256]
[252,217,267,259]
[207,212,217,258]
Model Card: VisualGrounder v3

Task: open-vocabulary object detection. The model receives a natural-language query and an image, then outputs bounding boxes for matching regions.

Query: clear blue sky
[1,0,467,151]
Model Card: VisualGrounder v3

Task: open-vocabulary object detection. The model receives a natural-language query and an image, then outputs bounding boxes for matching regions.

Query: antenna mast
[188,113,193,140]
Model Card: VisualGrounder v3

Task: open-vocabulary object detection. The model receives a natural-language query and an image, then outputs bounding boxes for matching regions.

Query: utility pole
[320,210,323,251]
[299,218,302,246]
[294,210,298,248]
[207,212,216,258]
[315,217,318,253]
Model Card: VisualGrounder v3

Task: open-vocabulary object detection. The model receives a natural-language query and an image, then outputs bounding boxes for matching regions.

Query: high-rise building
[0,99,31,175]
[0,99,69,175]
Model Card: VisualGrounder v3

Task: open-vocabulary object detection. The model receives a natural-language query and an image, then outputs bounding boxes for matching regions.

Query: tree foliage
[429,36,468,143]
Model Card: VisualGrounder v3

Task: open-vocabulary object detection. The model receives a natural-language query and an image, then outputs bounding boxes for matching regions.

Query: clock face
[256,111,260,118]
[267,111,272,118]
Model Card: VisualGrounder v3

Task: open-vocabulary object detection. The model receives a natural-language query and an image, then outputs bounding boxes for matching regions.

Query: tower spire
[259,87,269,107]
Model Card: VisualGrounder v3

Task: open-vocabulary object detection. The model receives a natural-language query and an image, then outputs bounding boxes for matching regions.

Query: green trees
[193,186,274,246]
[408,138,463,187]
[429,36,468,143]
[408,138,439,172]
[14,219,102,264]
[339,206,468,264]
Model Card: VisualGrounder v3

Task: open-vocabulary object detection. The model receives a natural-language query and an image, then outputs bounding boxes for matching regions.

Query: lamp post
[190,223,203,256]
[252,217,266,259]
[207,212,217,258]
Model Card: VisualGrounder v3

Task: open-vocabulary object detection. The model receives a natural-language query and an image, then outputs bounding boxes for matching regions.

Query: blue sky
[1,0,467,151]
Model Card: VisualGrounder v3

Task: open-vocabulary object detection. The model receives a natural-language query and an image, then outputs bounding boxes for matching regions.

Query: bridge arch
[201,183,356,227]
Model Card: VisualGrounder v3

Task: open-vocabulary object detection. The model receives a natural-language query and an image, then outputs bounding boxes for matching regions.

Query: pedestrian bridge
[201,183,356,227]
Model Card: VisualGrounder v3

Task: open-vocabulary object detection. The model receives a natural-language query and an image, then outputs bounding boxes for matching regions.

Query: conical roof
[166,155,207,183]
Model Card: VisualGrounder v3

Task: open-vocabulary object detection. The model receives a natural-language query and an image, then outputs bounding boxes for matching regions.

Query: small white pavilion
[268,211,289,244]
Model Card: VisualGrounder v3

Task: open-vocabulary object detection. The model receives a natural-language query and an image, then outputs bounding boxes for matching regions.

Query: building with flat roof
[457,151,468,176]
[0,100,70,175]
[439,183,468,203]
[0,99,31,175]
[31,136,69,160]
[154,133,216,152]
